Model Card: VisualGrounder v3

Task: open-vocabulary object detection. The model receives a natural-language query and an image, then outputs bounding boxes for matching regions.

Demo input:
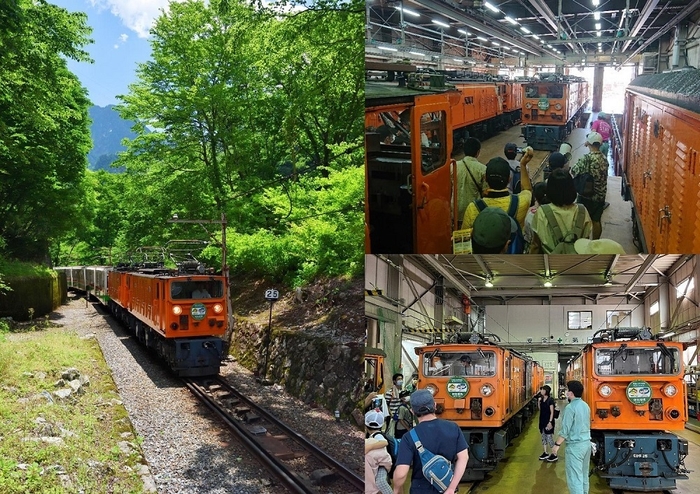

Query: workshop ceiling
[366,0,700,65]
[410,254,689,301]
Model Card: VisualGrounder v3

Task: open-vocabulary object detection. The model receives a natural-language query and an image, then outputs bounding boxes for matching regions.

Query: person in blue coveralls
[551,380,592,494]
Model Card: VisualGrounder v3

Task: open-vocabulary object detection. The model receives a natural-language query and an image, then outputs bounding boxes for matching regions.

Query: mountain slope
[87,105,139,172]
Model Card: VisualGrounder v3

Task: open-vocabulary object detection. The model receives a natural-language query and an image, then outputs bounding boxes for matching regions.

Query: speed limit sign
[264,289,279,301]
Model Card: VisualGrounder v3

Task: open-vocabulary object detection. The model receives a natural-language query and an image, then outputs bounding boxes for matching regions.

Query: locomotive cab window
[170,280,223,299]
[595,346,681,375]
[423,350,495,377]
[420,110,446,174]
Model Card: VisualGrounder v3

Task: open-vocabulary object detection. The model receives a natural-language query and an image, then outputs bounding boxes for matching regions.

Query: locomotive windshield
[423,351,496,377]
[524,84,564,99]
[594,345,681,376]
[170,280,223,299]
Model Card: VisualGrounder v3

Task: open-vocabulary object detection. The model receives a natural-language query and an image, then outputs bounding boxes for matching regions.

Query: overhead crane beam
[527,0,582,54]
[624,255,658,294]
[619,0,700,67]
[621,0,662,53]
[408,0,558,59]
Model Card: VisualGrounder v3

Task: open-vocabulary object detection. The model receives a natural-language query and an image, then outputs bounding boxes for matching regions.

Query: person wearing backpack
[461,151,534,254]
[392,390,468,494]
[529,169,592,254]
[471,207,518,254]
[570,132,608,239]
[387,390,414,440]
[365,409,395,494]
[455,138,487,228]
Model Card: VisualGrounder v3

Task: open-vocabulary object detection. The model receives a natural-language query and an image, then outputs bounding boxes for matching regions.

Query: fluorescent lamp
[484,1,500,13]
[597,31,602,37]
[592,0,600,6]
[395,7,420,17]
[454,59,463,62]
[540,39,545,43]
[458,29,471,36]
[546,44,552,48]
[594,12,601,20]
[533,35,540,40]
[378,46,398,52]
[485,276,494,288]
[503,46,510,50]
[505,16,518,25]
[476,36,488,42]
[492,41,500,46]
[432,19,450,28]
[520,26,531,34]
[409,51,425,56]
[544,279,553,288]
[595,23,601,30]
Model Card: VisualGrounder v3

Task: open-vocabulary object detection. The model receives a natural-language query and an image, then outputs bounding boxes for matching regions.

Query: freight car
[621,68,700,253]
[567,327,689,491]
[414,332,543,481]
[57,259,228,377]
[365,74,527,254]
[521,74,589,151]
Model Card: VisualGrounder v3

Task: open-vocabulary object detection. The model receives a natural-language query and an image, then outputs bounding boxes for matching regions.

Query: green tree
[0,0,93,261]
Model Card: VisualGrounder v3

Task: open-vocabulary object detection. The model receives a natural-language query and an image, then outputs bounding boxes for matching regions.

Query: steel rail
[183,379,313,494]
[206,377,364,490]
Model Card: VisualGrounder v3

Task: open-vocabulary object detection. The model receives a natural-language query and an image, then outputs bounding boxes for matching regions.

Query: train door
[153,281,161,329]
[412,97,452,253]
[505,354,513,414]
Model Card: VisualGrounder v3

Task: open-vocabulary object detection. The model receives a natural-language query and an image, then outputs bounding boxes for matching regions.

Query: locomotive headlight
[426,384,439,396]
[526,102,532,109]
[555,103,562,110]
[172,305,183,315]
[213,303,224,314]
[480,384,494,396]
[598,384,613,397]
[662,383,678,397]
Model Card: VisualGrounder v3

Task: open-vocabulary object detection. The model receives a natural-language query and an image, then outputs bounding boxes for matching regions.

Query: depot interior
[366,0,700,112]
[365,254,700,423]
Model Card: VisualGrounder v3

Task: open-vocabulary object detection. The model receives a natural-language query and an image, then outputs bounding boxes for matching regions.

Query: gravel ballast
[46,296,363,494]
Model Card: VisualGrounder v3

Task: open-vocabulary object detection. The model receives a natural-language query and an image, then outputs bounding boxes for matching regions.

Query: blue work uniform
[559,397,592,494]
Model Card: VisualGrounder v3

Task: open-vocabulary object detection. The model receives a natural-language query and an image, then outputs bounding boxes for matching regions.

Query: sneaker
[546,454,558,462]
[539,452,549,460]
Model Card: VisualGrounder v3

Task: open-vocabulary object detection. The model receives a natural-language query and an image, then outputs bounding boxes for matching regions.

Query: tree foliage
[109,0,364,284]
[0,0,93,261]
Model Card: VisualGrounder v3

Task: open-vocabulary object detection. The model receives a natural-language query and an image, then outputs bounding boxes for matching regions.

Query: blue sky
[51,0,172,107]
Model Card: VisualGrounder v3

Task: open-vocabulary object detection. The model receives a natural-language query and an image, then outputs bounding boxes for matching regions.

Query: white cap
[365,409,384,428]
[586,132,603,145]
[574,238,626,255]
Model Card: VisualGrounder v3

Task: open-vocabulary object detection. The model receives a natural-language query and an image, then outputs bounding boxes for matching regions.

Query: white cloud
[89,0,184,38]
[114,44,119,49]
[119,33,129,42]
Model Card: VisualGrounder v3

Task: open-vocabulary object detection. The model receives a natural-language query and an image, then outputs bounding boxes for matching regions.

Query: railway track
[183,376,363,494]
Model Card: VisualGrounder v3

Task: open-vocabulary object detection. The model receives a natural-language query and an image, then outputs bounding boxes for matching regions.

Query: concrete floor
[476,121,638,254]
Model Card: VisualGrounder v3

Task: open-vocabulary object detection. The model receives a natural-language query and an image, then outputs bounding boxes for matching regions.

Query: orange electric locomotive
[566,327,689,491]
[414,332,543,481]
[365,74,524,254]
[58,255,228,377]
[521,73,589,151]
[621,69,700,253]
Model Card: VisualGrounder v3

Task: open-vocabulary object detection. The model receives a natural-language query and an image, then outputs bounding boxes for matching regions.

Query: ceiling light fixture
[458,29,471,36]
[492,41,501,46]
[395,7,421,17]
[477,36,488,42]
[595,23,602,30]
[604,276,613,286]
[505,16,518,25]
[484,2,500,13]
[378,46,398,51]
[520,26,531,34]
[533,35,540,40]
[592,0,600,6]
[594,12,601,20]
[485,276,494,288]
[597,31,602,37]
[543,277,553,288]
[409,51,426,56]
[432,19,450,28]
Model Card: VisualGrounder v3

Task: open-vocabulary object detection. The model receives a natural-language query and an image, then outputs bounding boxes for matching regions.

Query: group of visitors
[366,378,592,494]
[453,112,625,254]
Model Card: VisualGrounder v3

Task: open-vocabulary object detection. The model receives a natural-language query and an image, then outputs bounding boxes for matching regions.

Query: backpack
[475,196,525,254]
[371,431,400,467]
[540,204,586,254]
[409,429,454,493]
[392,403,414,431]
[510,165,521,194]
[573,171,595,198]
